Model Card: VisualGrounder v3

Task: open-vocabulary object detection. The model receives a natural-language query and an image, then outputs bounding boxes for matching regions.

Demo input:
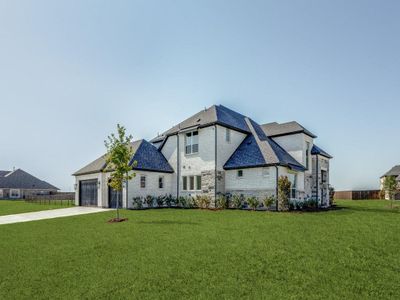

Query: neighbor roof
[311,145,333,159]
[150,105,251,144]
[73,140,174,176]
[224,118,306,171]
[0,169,59,190]
[381,165,400,178]
[261,121,317,138]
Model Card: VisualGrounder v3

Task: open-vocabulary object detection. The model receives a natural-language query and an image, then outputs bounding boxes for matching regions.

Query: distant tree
[104,124,136,220]
[382,176,399,209]
[278,176,291,211]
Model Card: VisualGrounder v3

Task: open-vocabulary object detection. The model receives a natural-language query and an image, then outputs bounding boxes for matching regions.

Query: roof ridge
[245,118,279,164]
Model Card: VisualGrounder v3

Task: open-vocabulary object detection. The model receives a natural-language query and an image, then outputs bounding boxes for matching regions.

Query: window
[306,142,310,170]
[10,189,20,198]
[185,131,199,154]
[237,170,243,178]
[226,128,231,143]
[182,175,202,191]
[140,176,146,188]
[183,176,188,190]
[159,176,164,189]
[288,173,297,199]
[189,176,195,190]
[196,175,202,190]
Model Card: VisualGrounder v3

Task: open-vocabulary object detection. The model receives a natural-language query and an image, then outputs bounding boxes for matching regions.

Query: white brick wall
[126,171,173,208]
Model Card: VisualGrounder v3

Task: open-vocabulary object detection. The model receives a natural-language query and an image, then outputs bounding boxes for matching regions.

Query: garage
[79,179,98,206]
[108,187,122,208]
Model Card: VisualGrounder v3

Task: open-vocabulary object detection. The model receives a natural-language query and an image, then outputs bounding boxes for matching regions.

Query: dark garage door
[108,187,122,208]
[79,180,98,206]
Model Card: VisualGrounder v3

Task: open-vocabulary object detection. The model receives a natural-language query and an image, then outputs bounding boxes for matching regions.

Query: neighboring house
[73,105,332,208]
[380,165,400,200]
[0,169,59,199]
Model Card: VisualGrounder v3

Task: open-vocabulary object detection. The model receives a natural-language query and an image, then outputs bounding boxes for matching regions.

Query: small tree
[278,176,291,211]
[383,176,399,209]
[104,124,136,220]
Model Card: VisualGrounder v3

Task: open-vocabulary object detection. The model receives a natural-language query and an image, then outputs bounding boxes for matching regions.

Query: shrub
[176,196,187,208]
[165,194,174,207]
[145,195,154,208]
[132,197,143,209]
[329,186,335,206]
[195,195,211,209]
[231,194,243,209]
[156,195,165,207]
[247,196,259,211]
[187,196,197,208]
[215,195,228,209]
[278,176,291,211]
[263,195,275,209]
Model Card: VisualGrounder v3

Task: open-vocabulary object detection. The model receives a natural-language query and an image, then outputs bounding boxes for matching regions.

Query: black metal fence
[25,198,75,206]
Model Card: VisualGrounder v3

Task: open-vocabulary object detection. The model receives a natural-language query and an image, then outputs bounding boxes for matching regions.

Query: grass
[0,200,74,216]
[0,200,399,299]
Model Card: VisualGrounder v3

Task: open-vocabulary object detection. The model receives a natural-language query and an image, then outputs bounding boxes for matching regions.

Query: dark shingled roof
[262,121,317,138]
[311,145,333,159]
[73,140,173,176]
[381,165,400,178]
[0,169,59,190]
[224,118,306,171]
[150,105,250,145]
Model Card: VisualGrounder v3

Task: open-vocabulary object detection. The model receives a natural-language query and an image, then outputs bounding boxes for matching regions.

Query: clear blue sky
[1,0,399,191]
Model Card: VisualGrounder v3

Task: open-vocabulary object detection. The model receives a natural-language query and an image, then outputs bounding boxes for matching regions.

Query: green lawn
[0,200,74,216]
[0,200,399,299]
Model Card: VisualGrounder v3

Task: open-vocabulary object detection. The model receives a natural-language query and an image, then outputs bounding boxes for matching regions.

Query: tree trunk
[116,190,120,220]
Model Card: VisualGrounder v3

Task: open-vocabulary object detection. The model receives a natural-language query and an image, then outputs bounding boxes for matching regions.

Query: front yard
[0,200,74,216]
[0,200,399,299]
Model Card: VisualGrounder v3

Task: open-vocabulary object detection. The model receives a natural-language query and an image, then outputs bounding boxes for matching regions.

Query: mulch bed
[107,218,128,223]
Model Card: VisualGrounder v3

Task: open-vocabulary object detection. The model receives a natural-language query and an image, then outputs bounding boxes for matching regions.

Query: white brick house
[73,105,332,208]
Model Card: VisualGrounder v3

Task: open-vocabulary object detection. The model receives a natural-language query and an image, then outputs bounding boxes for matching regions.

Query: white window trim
[225,128,231,143]
[10,189,20,198]
[182,175,202,191]
[185,131,199,155]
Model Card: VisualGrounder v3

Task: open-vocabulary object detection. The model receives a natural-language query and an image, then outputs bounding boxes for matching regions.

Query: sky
[0,0,399,191]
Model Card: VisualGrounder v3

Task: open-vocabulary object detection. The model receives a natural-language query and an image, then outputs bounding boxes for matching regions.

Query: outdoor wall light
[74,184,77,191]
[98,181,101,189]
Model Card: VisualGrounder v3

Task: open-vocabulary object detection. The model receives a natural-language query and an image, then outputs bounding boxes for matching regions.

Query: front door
[108,187,122,208]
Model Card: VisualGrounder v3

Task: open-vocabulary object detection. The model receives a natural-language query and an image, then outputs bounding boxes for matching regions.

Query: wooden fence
[334,190,381,200]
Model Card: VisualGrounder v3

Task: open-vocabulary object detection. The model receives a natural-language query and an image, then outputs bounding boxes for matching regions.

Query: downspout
[177,134,180,199]
[275,165,279,211]
[214,125,218,207]
[315,154,319,209]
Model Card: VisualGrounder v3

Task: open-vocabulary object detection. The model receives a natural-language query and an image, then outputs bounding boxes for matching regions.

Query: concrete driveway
[0,207,111,225]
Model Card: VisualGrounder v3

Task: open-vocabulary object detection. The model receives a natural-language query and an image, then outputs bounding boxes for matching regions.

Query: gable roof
[381,165,400,178]
[0,169,59,190]
[73,140,174,176]
[224,118,306,171]
[311,145,333,159]
[261,121,317,138]
[151,105,251,144]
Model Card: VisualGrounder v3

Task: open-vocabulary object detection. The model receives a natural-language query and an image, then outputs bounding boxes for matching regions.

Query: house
[0,169,59,199]
[380,165,400,200]
[73,105,332,209]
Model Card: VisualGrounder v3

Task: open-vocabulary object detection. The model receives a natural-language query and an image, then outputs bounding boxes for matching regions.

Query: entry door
[108,187,122,208]
[79,180,98,206]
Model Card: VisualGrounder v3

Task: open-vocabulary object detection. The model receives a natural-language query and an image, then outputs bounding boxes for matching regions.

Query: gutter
[214,125,218,207]
[275,165,279,211]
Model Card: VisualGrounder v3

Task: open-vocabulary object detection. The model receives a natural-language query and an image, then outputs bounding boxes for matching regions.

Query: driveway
[0,207,111,225]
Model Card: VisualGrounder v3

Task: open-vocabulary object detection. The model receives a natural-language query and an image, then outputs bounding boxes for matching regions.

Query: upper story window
[158,176,164,189]
[306,142,310,170]
[237,170,243,178]
[225,128,231,143]
[140,175,146,188]
[185,131,199,155]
